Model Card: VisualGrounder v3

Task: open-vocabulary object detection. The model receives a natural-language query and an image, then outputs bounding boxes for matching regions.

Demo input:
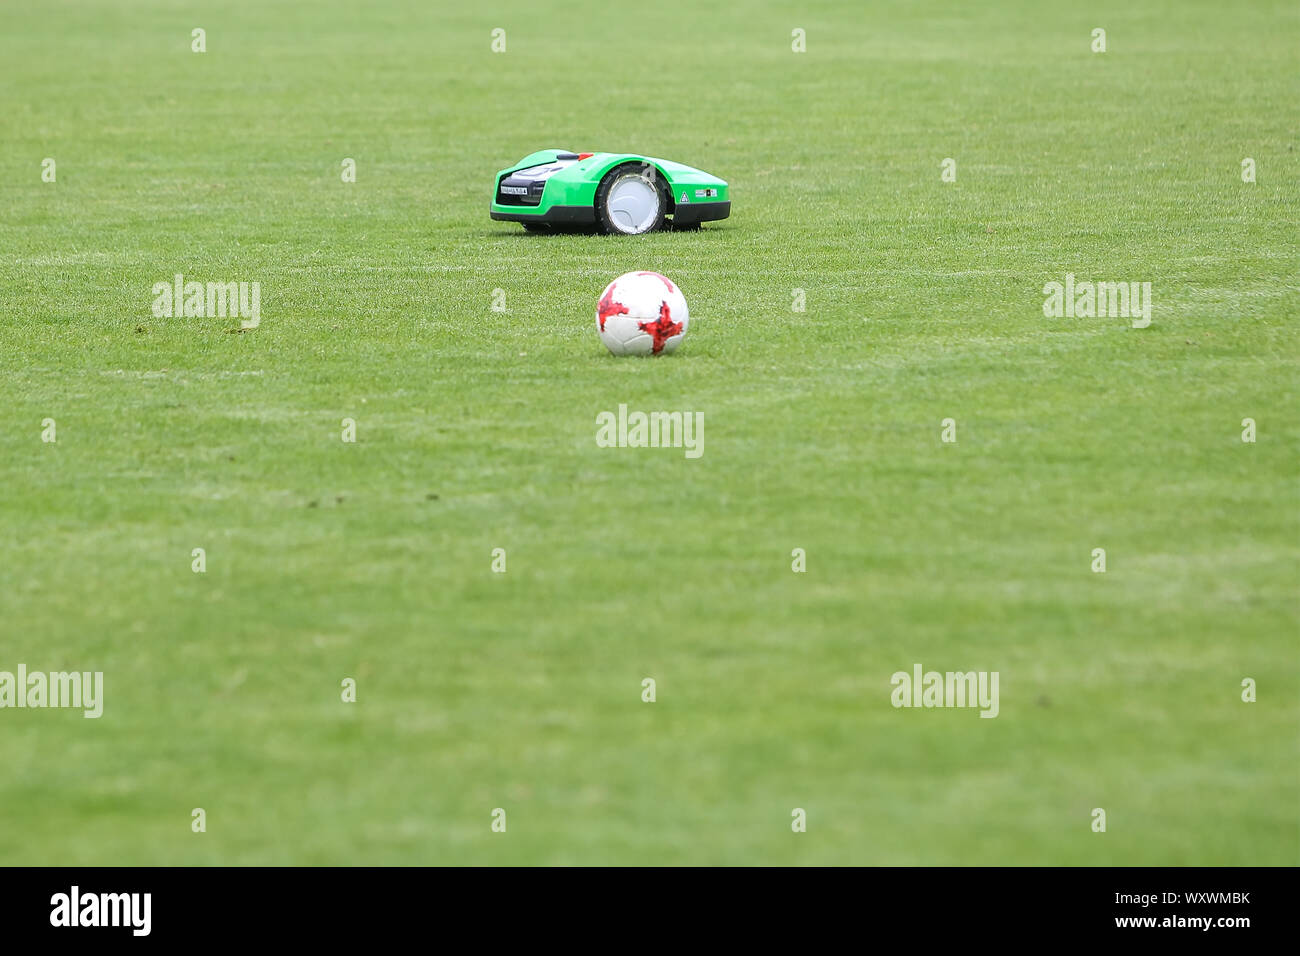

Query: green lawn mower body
[490,148,730,234]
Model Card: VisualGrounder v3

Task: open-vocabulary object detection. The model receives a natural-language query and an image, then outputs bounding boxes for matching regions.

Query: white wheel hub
[605,175,660,234]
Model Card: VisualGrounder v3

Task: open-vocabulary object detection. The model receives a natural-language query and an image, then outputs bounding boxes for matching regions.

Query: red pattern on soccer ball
[638,301,683,354]
[597,286,629,331]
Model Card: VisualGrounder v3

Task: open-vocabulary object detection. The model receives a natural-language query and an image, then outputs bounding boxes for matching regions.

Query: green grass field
[1,0,1296,865]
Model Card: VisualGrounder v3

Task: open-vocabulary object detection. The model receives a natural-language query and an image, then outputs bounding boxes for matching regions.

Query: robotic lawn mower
[490,148,730,235]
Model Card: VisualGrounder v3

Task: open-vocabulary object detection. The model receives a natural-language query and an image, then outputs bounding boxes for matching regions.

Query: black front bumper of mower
[489,204,597,225]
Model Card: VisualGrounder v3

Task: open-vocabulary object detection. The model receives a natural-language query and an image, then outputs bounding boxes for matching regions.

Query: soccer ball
[595,271,689,356]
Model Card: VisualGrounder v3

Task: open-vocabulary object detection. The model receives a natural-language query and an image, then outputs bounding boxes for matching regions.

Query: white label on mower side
[679,192,689,203]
